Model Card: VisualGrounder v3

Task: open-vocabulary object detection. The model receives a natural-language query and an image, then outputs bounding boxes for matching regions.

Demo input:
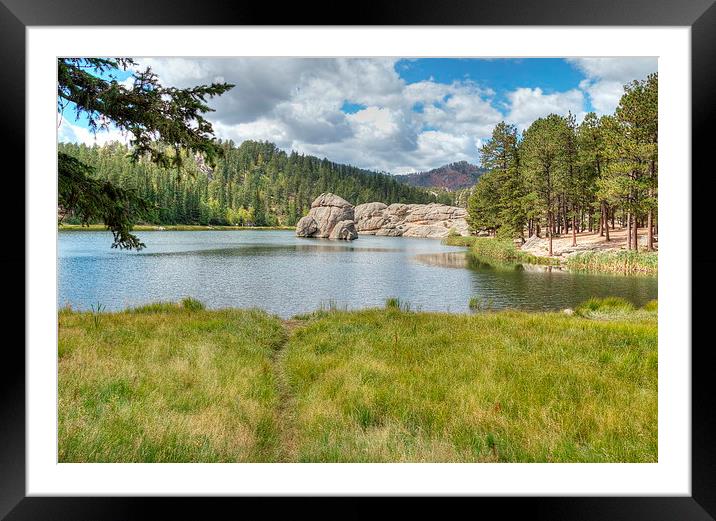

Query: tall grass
[444,236,558,266]
[442,235,478,247]
[566,250,658,276]
[471,238,558,265]
[282,308,657,462]
[643,299,658,312]
[468,296,494,312]
[446,236,658,276]
[575,297,657,321]
[59,301,657,463]
[385,297,413,312]
[58,306,286,462]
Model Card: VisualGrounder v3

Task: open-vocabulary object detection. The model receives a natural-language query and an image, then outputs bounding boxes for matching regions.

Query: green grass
[442,235,478,247]
[444,236,559,266]
[59,300,657,463]
[58,304,286,462]
[282,306,656,462]
[468,296,494,312]
[385,297,414,312]
[566,250,658,276]
[58,223,293,232]
[575,297,657,321]
[445,236,657,276]
[643,299,658,312]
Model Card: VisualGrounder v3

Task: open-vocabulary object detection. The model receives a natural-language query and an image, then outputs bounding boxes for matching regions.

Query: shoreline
[58,224,294,232]
[443,235,658,276]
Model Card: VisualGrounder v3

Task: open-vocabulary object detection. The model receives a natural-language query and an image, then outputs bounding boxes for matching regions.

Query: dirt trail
[519,227,658,258]
[268,320,304,462]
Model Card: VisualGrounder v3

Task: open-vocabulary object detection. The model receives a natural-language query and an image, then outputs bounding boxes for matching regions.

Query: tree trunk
[632,213,639,251]
[604,204,610,241]
[599,201,605,236]
[626,211,632,250]
[572,215,577,247]
[647,185,655,251]
[548,212,553,256]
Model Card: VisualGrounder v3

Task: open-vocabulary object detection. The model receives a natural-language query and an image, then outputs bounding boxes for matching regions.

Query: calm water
[58,230,657,318]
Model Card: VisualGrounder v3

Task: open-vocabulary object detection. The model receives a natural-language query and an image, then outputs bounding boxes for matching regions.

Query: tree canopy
[466,73,658,254]
[58,140,449,228]
[57,58,234,249]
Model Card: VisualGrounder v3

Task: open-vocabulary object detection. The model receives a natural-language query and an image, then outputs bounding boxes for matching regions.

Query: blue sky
[59,57,657,174]
[395,58,591,110]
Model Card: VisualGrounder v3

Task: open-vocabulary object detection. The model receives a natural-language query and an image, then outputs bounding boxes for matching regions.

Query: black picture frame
[3,1,714,519]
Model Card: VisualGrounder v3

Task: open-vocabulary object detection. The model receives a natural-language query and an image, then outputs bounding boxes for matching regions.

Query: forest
[467,73,657,254]
[58,140,451,228]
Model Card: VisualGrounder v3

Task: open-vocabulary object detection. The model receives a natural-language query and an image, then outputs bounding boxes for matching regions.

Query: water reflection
[414,252,470,269]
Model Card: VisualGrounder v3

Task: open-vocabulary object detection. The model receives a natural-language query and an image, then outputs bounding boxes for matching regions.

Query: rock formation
[296,194,471,240]
[296,193,357,240]
[328,220,358,240]
[354,202,469,238]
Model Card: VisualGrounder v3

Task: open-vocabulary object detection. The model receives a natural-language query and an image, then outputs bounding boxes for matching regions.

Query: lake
[58,230,657,318]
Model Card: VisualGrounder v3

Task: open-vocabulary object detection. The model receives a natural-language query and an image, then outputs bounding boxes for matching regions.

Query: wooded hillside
[59,140,451,227]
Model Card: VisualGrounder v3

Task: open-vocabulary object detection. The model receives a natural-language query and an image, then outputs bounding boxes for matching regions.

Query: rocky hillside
[395,161,484,191]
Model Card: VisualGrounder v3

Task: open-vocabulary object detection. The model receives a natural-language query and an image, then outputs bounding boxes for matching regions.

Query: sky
[58,57,657,175]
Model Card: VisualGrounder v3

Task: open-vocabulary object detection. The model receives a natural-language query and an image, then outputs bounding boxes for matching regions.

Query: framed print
[4,0,716,518]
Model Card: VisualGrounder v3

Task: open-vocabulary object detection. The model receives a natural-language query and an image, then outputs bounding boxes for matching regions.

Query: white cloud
[347,107,400,139]
[212,119,291,149]
[60,57,654,173]
[131,57,501,172]
[568,57,657,115]
[568,57,657,82]
[505,88,585,130]
[58,117,132,146]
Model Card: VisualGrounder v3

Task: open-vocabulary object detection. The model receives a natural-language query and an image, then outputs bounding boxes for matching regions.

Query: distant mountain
[396,161,485,191]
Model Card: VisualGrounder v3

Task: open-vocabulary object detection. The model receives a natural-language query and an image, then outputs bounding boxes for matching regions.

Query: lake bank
[444,234,658,276]
[59,299,657,463]
[59,223,294,232]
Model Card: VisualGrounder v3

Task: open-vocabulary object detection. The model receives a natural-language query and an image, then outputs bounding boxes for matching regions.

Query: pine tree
[58,58,234,249]
[521,114,569,256]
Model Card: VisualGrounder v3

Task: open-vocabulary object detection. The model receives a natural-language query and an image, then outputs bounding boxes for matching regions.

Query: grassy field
[58,299,287,462]
[58,223,294,232]
[58,299,657,463]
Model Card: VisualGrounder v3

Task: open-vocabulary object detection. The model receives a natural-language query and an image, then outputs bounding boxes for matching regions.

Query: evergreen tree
[58,140,446,228]
[58,58,234,249]
[465,73,657,255]
[521,114,568,256]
